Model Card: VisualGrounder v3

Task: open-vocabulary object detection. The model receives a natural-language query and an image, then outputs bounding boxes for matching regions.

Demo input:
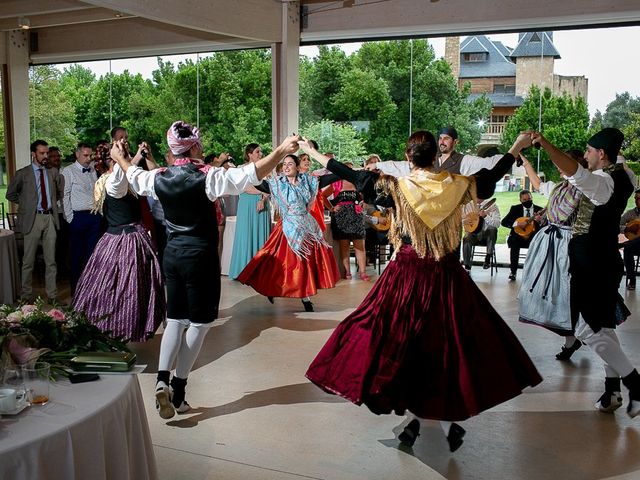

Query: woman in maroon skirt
[300,131,542,452]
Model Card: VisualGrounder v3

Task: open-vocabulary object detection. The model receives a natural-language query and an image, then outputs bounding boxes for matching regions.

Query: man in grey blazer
[6,140,64,302]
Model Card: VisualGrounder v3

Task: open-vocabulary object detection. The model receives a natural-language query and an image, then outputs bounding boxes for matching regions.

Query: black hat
[587,128,624,157]
[438,126,458,140]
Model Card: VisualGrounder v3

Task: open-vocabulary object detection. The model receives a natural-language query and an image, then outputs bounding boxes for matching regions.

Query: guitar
[370,210,391,232]
[624,218,640,240]
[462,198,496,234]
[514,208,547,239]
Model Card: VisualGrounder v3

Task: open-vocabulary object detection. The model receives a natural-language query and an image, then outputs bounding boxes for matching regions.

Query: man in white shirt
[110,121,300,420]
[462,198,501,271]
[62,143,101,293]
[532,128,640,419]
[372,126,505,177]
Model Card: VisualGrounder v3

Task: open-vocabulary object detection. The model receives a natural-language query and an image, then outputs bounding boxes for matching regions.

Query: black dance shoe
[508,273,516,282]
[446,423,466,452]
[555,339,582,361]
[267,296,274,304]
[302,299,314,312]
[398,419,420,447]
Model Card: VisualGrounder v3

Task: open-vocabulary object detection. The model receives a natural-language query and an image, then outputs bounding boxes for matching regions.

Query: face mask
[522,200,533,208]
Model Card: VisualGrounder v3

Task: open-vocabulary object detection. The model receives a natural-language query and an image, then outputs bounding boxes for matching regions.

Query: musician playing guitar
[462,198,501,271]
[501,189,544,281]
[619,189,640,290]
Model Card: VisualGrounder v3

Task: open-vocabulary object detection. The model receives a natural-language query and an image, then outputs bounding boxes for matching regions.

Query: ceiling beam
[301,0,640,43]
[81,0,282,43]
[30,17,270,64]
[0,8,134,32]
[0,0,93,19]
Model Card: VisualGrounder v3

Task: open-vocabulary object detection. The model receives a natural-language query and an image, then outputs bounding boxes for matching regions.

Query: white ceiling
[1,0,639,63]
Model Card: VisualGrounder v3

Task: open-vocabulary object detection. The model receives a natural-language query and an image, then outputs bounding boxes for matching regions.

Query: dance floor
[51,264,640,479]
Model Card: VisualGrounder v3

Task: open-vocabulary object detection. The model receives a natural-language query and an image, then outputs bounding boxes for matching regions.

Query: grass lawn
[492,191,548,244]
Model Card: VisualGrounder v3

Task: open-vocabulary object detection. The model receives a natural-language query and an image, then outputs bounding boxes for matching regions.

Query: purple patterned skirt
[73,223,165,342]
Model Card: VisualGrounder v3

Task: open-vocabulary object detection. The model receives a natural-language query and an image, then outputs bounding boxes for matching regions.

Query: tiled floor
[119,266,640,480]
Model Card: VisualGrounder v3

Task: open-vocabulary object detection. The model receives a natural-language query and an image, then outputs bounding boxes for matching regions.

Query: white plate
[0,401,29,416]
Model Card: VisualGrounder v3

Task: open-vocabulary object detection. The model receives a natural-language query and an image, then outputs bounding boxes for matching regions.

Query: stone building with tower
[445,32,588,155]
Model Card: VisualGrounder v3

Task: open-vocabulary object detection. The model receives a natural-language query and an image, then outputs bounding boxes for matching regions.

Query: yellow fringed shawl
[377,171,475,260]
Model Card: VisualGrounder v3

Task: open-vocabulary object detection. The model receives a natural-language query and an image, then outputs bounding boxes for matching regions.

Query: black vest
[154,164,218,248]
[588,165,634,255]
[435,152,465,174]
[103,193,142,234]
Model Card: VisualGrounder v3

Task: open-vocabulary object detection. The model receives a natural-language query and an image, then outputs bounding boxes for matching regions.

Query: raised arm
[530,132,578,177]
[298,138,379,202]
[473,133,532,199]
[520,154,542,191]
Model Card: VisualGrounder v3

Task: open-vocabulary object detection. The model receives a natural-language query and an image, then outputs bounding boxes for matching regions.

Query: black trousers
[164,242,220,324]
[507,233,532,274]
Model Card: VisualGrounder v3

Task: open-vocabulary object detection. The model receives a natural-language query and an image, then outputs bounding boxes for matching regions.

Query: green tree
[501,86,591,181]
[623,112,640,161]
[600,92,640,130]
[29,65,78,154]
[60,64,96,144]
[301,120,366,167]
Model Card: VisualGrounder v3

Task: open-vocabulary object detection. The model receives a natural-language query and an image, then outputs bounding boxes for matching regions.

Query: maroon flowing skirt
[306,244,542,421]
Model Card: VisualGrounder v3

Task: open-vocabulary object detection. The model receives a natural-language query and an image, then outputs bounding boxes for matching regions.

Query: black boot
[170,376,191,413]
[622,369,640,418]
[595,377,622,413]
[398,419,420,447]
[446,423,466,452]
[555,339,582,361]
[302,299,314,312]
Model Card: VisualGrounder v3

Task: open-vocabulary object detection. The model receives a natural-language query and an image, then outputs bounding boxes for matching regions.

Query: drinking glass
[21,362,51,405]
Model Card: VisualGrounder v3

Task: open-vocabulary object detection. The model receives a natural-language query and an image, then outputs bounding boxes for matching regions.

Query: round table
[0,374,158,480]
[0,228,20,305]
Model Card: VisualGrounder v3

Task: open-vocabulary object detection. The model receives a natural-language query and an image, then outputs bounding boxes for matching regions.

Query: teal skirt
[228,192,272,279]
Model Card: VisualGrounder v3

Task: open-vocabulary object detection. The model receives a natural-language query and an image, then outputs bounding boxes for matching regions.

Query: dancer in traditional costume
[111,122,300,419]
[301,131,542,452]
[72,142,165,342]
[228,144,272,279]
[532,128,640,418]
[237,154,340,312]
[517,151,586,358]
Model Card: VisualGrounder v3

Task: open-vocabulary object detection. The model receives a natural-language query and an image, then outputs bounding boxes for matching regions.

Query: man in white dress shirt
[372,127,506,178]
[110,121,300,420]
[62,142,101,293]
[532,128,640,419]
[462,198,501,271]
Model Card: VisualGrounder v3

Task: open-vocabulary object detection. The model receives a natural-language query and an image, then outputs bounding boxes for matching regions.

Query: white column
[271,1,300,147]
[2,30,31,175]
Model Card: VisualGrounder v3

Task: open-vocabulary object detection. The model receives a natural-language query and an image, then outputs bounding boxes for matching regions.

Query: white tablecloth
[0,228,20,305]
[0,374,157,480]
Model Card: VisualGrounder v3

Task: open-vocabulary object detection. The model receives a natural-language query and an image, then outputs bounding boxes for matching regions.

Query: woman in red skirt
[301,132,542,452]
[237,154,340,312]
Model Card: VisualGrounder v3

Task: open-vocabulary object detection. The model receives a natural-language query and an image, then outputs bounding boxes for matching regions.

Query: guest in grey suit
[6,140,64,301]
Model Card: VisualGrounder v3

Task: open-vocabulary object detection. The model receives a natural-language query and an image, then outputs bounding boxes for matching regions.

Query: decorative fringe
[91,173,110,215]
[376,174,475,260]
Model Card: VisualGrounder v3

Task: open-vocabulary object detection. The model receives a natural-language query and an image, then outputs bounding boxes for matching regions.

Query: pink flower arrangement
[21,304,38,316]
[0,300,129,377]
[47,309,66,322]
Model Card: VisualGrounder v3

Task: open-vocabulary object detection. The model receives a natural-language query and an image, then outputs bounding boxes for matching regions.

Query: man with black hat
[374,126,505,178]
[111,121,300,420]
[532,128,639,419]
